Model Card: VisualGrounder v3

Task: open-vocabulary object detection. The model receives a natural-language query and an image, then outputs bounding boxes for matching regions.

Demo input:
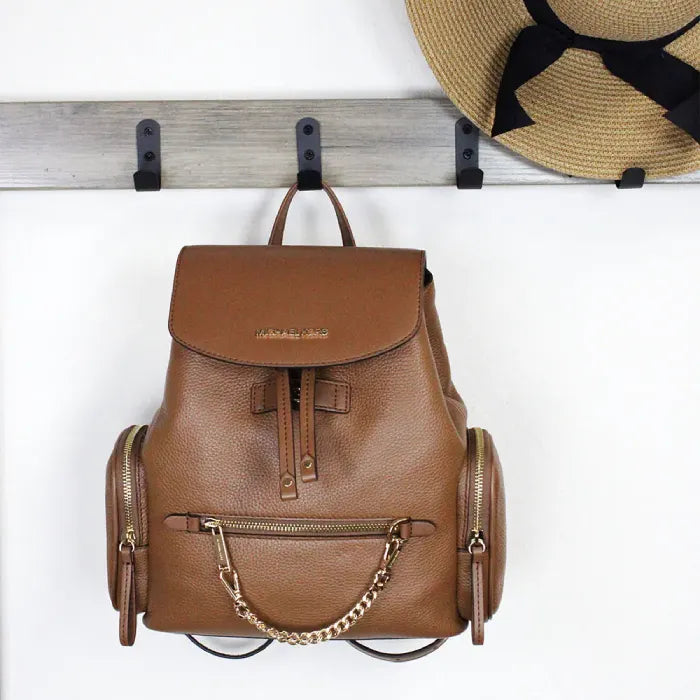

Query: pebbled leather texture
[106,183,506,648]
[143,319,468,638]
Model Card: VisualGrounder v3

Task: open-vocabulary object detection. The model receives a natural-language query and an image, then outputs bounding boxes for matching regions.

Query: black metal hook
[133,119,161,191]
[615,168,645,189]
[455,117,484,189]
[296,117,322,190]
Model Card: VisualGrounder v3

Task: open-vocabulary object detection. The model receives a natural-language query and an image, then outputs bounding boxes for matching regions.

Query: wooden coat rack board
[0,98,697,189]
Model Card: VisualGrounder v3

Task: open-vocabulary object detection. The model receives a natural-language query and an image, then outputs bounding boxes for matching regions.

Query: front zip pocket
[105,424,148,646]
[163,513,436,540]
[162,513,434,643]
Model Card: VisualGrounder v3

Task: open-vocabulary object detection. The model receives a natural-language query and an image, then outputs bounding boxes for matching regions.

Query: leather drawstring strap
[266,368,323,497]
[276,369,297,500]
[118,546,137,646]
[299,368,317,482]
[251,377,350,415]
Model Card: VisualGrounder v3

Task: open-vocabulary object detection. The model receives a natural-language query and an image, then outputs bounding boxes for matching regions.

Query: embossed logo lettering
[255,328,329,340]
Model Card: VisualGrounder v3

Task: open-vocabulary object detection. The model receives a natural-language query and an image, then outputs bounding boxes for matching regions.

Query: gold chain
[204,518,408,645]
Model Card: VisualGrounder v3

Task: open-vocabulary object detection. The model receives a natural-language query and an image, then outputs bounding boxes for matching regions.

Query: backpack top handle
[268,182,356,247]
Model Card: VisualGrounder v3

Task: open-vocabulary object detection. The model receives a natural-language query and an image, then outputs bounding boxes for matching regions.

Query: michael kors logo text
[255,328,329,340]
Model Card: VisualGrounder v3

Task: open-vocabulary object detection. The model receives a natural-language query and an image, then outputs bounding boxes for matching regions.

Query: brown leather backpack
[105,184,506,661]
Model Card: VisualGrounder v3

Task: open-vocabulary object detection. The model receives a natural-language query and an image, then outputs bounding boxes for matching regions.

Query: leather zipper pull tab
[299,368,318,482]
[469,536,487,645]
[276,369,297,500]
[118,543,137,645]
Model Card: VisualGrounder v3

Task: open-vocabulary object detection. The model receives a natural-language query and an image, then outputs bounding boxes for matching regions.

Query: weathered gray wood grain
[0,98,697,189]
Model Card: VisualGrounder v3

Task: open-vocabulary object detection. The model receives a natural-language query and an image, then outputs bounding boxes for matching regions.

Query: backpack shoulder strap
[185,634,273,659]
[346,638,447,662]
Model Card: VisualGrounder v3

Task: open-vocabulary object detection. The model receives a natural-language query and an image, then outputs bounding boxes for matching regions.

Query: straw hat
[406,0,700,179]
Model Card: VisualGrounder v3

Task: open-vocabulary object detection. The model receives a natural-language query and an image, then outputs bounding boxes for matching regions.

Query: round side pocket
[457,428,506,637]
[105,426,149,614]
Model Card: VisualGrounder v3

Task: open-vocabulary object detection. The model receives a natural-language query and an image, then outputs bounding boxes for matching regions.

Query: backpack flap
[168,245,425,368]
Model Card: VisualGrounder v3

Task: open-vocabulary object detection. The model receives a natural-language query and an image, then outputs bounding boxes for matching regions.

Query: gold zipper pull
[467,530,486,554]
[203,519,241,596]
[382,519,410,572]
[119,528,136,552]
[203,519,232,574]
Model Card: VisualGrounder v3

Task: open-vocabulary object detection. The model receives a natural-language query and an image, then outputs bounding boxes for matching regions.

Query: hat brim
[406,0,700,180]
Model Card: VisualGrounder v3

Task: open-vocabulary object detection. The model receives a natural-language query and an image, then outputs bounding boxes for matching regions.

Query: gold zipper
[120,425,144,549]
[201,516,397,537]
[468,427,487,553]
